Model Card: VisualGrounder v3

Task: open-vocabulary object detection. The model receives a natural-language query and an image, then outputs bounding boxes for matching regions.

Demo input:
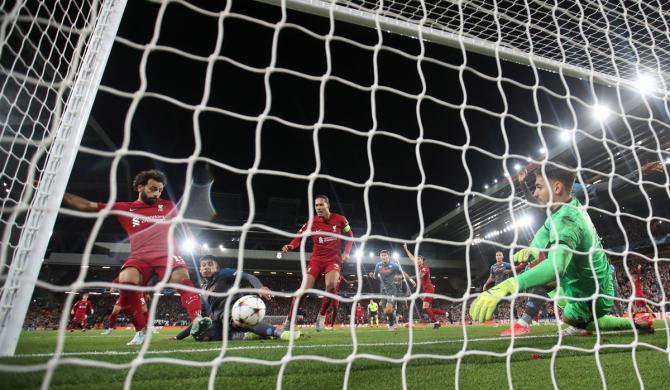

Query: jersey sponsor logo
[132,216,140,227]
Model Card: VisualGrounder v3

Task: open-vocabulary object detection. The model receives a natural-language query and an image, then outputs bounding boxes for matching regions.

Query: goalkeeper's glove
[512,247,541,264]
[469,278,518,322]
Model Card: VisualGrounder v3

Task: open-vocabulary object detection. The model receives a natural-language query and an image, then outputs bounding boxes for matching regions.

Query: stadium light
[369,252,374,258]
[275,252,282,259]
[392,252,399,260]
[355,250,363,259]
[593,104,609,122]
[484,184,489,189]
[514,163,521,172]
[493,179,498,184]
[270,271,277,275]
[102,266,110,269]
[219,244,226,252]
[181,239,196,253]
[253,271,260,274]
[665,157,670,164]
[202,243,209,250]
[637,74,656,95]
[559,130,571,142]
[539,147,546,154]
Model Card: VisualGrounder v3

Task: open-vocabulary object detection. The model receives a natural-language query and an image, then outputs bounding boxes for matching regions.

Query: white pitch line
[5,329,638,359]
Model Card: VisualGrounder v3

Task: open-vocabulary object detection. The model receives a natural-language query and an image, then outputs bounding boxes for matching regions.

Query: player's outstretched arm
[516,245,573,290]
[63,192,98,212]
[402,243,418,263]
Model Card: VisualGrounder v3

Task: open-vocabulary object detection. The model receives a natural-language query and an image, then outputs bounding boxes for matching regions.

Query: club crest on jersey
[332,225,337,232]
[158,204,164,212]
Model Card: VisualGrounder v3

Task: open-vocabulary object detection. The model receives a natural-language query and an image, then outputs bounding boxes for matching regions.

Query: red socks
[424,307,438,322]
[178,279,201,321]
[119,287,146,331]
[319,297,331,316]
[108,313,118,328]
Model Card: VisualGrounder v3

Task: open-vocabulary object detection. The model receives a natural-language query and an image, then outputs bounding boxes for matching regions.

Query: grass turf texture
[1,323,669,389]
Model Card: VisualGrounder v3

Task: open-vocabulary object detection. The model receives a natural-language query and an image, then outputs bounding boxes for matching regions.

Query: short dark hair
[133,169,167,189]
[379,249,389,255]
[199,255,219,268]
[315,194,330,204]
[543,164,576,193]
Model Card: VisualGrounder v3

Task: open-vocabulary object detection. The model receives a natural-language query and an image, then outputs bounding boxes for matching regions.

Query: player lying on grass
[470,164,654,335]
[173,255,300,341]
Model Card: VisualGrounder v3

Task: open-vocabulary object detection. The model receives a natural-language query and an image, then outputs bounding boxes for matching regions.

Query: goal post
[256,0,670,93]
[0,0,127,356]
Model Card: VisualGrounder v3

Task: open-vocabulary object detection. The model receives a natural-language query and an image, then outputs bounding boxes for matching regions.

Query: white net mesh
[1,0,670,388]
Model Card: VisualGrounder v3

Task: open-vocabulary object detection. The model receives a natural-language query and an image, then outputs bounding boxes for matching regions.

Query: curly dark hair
[132,169,167,189]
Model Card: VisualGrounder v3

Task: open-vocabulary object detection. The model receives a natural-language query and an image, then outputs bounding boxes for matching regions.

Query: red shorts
[122,255,187,285]
[306,259,340,279]
[422,286,435,304]
[114,294,146,308]
[635,298,646,307]
[73,313,86,321]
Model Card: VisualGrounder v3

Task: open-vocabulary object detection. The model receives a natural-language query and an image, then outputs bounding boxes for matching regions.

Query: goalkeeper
[470,164,654,334]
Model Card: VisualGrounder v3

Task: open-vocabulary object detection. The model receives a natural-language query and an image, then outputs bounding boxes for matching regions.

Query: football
[231,295,266,328]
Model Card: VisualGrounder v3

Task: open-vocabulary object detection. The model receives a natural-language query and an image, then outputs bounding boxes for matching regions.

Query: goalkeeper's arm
[515,244,573,290]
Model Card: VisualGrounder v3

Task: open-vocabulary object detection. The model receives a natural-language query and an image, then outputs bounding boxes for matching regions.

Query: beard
[140,192,157,205]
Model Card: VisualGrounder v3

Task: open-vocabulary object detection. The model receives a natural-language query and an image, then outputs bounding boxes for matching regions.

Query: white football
[231,295,266,328]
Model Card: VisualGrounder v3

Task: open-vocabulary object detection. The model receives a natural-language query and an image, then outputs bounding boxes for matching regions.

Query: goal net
[1,0,669,388]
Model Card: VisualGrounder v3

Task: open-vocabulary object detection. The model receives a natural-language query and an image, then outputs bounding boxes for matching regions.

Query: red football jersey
[356,304,363,316]
[418,263,434,293]
[289,213,352,262]
[634,268,645,299]
[73,300,93,314]
[98,198,179,259]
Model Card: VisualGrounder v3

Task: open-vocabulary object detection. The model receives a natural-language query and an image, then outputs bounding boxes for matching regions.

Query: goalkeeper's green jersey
[367,301,378,313]
[524,197,612,298]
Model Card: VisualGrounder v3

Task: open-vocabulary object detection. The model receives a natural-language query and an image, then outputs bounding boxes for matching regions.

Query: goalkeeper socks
[108,313,117,328]
[585,315,633,331]
[424,308,438,322]
[177,279,201,320]
[119,288,146,331]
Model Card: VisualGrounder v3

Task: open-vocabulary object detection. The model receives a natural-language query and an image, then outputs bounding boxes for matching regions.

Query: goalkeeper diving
[470,164,654,334]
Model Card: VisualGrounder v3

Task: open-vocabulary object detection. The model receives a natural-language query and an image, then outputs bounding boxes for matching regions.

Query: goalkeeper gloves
[512,247,541,264]
[469,278,518,322]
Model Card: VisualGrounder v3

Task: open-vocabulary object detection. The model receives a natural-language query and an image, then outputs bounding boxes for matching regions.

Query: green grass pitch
[1,323,669,389]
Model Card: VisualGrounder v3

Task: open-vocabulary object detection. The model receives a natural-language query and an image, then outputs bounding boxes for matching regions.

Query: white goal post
[0,0,127,356]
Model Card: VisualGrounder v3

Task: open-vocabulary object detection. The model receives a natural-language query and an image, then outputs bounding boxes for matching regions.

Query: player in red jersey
[69,293,94,331]
[322,273,357,329]
[281,195,354,331]
[403,243,448,328]
[633,264,653,315]
[63,170,210,345]
[355,302,364,326]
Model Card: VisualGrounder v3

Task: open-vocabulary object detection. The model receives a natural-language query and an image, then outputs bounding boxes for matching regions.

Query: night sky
[55,0,670,271]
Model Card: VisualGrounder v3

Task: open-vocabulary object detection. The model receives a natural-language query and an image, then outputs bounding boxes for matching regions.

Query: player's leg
[316,264,340,331]
[284,270,318,328]
[117,265,148,336]
[103,304,121,335]
[501,286,549,337]
[167,259,202,320]
[422,299,439,327]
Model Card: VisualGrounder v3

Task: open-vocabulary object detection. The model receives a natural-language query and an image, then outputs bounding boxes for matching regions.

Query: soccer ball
[231,295,266,328]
